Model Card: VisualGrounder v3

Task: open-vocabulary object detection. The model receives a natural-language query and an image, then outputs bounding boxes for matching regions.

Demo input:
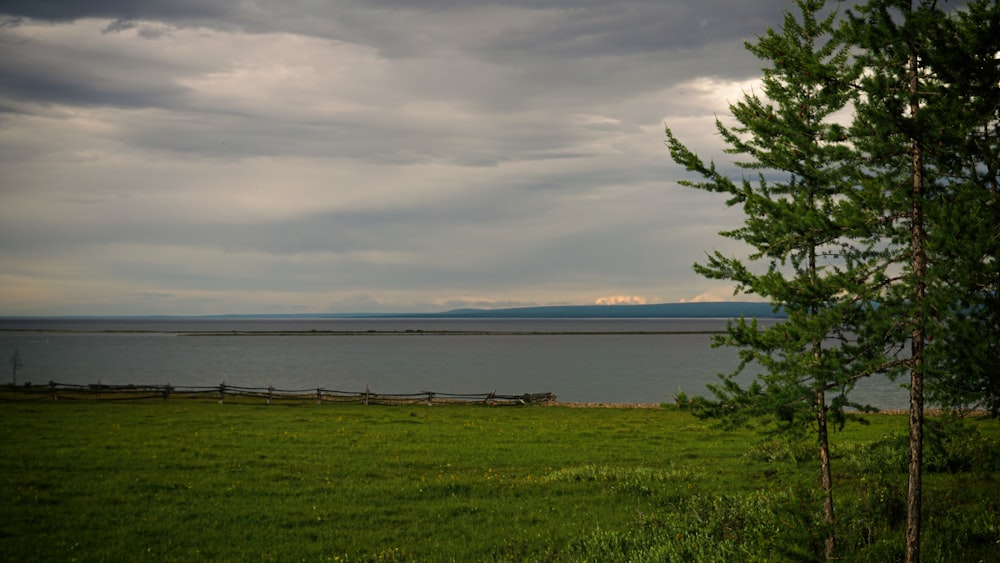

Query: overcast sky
[0,0,796,315]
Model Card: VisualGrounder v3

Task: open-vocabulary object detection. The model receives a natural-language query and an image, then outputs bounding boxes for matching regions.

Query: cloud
[0,1,790,315]
[433,297,542,310]
[678,288,747,303]
[595,295,648,306]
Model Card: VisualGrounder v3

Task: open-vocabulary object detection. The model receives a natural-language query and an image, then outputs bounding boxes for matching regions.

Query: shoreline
[0,328,725,336]
[549,401,662,408]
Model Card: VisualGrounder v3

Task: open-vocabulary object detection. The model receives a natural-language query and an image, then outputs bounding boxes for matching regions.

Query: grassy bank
[1,401,998,561]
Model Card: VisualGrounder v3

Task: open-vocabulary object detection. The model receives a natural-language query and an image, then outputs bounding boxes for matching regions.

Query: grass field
[1,400,998,562]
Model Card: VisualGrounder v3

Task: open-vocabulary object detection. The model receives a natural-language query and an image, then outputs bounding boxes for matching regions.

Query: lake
[0,317,908,408]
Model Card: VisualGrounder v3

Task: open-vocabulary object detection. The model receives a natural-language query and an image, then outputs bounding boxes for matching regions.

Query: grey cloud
[0,1,769,120]
[437,298,541,309]
[1,1,788,56]
[484,3,774,58]
[0,0,789,314]
[0,58,189,111]
[0,0,236,22]
[2,178,533,257]
[102,18,136,33]
[0,30,192,111]
[99,18,169,38]
[112,110,591,165]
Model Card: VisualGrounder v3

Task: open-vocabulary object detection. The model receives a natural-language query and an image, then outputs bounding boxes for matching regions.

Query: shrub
[924,419,1000,474]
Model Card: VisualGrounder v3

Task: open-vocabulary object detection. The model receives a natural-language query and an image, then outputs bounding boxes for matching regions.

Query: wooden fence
[0,381,556,406]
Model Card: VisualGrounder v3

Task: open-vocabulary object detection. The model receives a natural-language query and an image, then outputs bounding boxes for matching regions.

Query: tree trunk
[906,344,924,563]
[817,389,835,561]
[905,45,926,563]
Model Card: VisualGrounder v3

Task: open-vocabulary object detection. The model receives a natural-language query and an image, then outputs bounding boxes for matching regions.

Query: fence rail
[0,381,556,406]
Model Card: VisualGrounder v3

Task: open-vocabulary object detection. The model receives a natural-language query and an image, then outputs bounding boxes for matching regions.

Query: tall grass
[0,402,997,561]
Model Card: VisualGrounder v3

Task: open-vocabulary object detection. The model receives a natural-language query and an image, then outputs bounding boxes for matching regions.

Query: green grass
[1,401,998,562]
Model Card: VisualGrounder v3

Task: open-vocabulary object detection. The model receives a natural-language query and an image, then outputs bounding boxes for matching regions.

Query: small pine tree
[665,1,875,559]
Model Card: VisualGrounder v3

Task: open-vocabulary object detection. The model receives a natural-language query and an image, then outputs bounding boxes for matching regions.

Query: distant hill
[420,302,784,319]
[194,302,785,319]
[0,302,784,321]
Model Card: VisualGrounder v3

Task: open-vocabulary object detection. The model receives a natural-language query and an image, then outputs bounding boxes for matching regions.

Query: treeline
[665,0,998,561]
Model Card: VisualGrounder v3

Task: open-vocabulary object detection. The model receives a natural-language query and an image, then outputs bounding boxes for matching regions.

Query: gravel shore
[547,402,662,409]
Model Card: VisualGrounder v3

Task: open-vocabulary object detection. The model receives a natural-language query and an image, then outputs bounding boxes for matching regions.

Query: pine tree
[664,1,868,558]
[847,3,935,560]
[921,1,1000,417]
[845,1,1000,560]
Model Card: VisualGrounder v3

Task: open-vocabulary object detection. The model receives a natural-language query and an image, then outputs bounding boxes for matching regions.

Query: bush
[744,436,815,463]
[672,389,691,410]
[924,419,1000,474]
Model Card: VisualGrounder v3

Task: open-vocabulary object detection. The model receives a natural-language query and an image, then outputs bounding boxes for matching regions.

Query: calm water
[0,317,908,408]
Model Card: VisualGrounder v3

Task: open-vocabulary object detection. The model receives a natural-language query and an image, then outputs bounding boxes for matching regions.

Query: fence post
[49,380,58,401]
[316,388,323,404]
[218,382,225,404]
[364,385,370,406]
[426,391,434,406]
[267,386,273,406]
[163,383,171,401]
[96,381,102,401]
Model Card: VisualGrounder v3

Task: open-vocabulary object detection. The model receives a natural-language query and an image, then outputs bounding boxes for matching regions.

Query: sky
[0,0,796,316]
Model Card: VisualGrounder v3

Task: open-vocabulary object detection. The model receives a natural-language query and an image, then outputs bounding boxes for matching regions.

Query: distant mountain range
[420,302,784,319]
[300,301,783,319]
[1,302,786,320]
[195,302,786,319]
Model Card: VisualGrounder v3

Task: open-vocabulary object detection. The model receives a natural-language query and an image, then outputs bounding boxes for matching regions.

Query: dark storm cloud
[0,42,190,109]
[2,0,790,55]
[0,0,781,116]
[484,1,788,57]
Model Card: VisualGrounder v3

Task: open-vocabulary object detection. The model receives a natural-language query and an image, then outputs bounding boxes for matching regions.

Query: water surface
[0,317,907,408]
